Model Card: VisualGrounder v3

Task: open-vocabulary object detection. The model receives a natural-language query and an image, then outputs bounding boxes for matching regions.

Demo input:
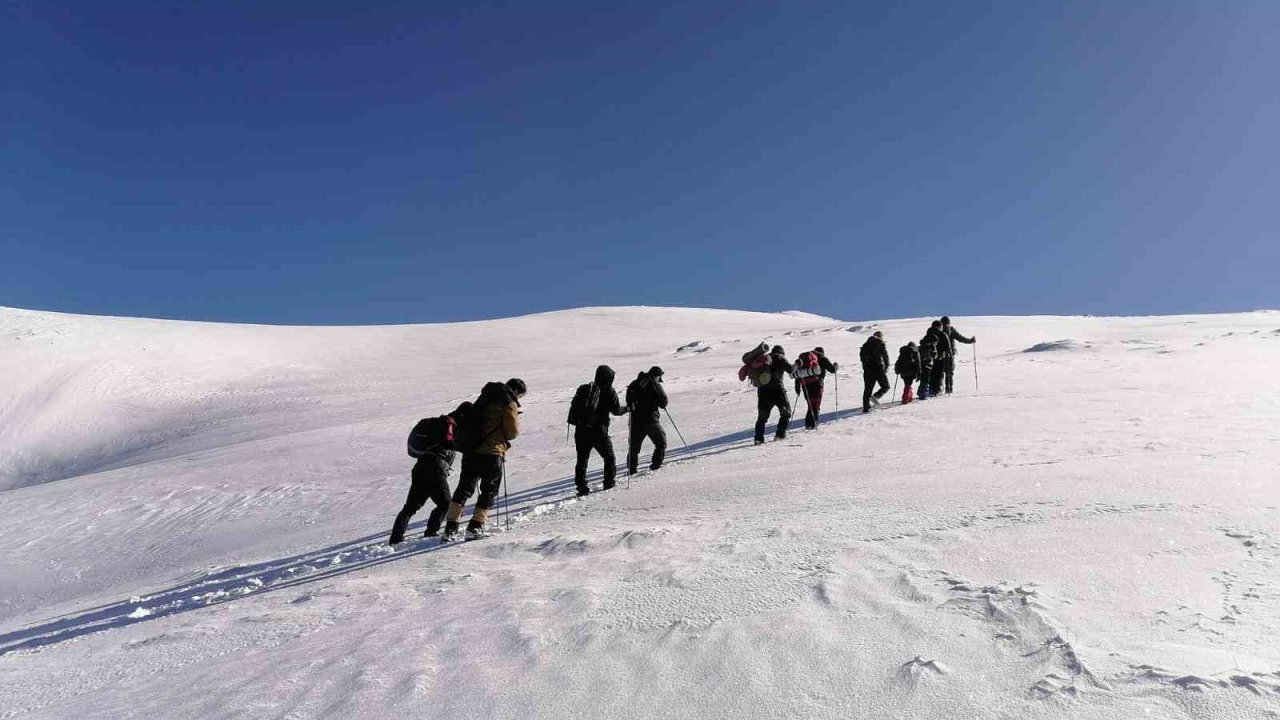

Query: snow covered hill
[1,306,1278,719]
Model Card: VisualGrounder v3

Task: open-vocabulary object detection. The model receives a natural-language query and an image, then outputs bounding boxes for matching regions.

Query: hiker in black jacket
[390,402,472,545]
[754,346,794,445]
[894,342,921,405]
[570,365,628,496]
[794,347,838,429]
[925,321,950,400]
[626,366,668,475]
[859,331,891,413]
[940,316,976,394]
[918,330,941,399]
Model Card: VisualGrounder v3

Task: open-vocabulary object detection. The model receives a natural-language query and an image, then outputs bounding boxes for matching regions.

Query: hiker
[859,331,891,413]
[894,342,921,404]
[940,316,976,394]
[568,365,628,496]
[753,345,794,444]
[390,401,472,545]
[625,366,668,475]
[441,378,527,542]
[925,320,950,400]
[794,347,838,429]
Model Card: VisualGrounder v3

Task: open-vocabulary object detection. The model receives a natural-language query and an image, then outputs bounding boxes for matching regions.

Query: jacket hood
[594,365,616,387]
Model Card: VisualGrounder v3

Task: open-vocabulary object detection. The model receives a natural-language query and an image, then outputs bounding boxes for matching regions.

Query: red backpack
[795,351,821,385]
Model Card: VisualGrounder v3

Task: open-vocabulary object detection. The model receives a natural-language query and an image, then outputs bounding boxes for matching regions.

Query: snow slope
[1,306,1278,719]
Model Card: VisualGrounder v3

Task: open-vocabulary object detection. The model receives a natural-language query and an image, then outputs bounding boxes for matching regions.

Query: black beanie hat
[648,366,664,377]
[771,345,785,354]
[506,378,527,395]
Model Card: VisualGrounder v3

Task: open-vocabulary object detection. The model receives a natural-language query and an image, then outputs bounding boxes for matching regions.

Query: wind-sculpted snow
[1,306,1279,719]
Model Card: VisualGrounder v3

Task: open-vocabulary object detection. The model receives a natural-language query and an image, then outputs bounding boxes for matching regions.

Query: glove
[832,362,839,371]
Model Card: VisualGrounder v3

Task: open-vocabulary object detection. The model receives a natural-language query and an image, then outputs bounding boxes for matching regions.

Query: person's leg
[774,391,792,440]
[444,455,481,537]
[755,392,771,444]
[469,456,504,533]
[931,364,945,398]
[808,385,824,424]
[874,371,890,399]
[902,375,915,404]
[647,422,667,470]
[945,356,955,394]
[596,428,617,490]
[627,418,645,475]
[863,373,875,412]
[390,462,431,545]
[424,461,452,537]
[574,427,593,495]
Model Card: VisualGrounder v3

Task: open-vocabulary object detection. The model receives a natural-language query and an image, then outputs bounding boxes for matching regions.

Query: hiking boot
[576,487,590,497]
[465,527,488,541]
[602,481,616,491]
[440,520,460,544]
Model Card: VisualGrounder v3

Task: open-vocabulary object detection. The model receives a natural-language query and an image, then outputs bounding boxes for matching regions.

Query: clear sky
[3,1,1277,325]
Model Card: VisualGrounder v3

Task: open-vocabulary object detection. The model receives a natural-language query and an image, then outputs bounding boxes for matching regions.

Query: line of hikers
[741,316,976,443]
[390,367,669,544]
[390,317,974,545]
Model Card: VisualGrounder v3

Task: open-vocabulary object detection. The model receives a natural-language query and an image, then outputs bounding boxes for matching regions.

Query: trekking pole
[627,409,633,490]
[798,380,815,427]
[892,373,898,404]
[833,371,839,419]
[973,344,979,393]
[502,459,510,532]
[662,408,689,453]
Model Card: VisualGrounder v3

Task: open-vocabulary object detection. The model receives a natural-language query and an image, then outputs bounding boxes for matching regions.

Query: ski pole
[892,373,898,403]
[973,344,979,392]
[662,408,689,453]
[627,408,633,490]
[833,371,838,420]
[799,380,815,426]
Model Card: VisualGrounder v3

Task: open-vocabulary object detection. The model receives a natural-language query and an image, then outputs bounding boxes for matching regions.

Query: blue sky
[3,0,1277,324]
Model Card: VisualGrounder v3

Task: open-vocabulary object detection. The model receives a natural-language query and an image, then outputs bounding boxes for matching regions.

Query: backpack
[918,337,937,365]
[567,382,600,426]
[859,339,877,365]
[407,415,455,458]
[454,383,504,453]
[738,353,773,387]
[794,351,821,385]
[894,347,918,376]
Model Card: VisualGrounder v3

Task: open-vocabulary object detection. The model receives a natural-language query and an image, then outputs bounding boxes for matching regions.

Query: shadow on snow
[0,400,885,656]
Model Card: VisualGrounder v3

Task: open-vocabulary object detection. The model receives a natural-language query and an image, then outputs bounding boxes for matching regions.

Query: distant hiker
[625,366,668,475]
[441,378,527,542]
[940,316,976,394]
[568,365,629,496]
[859,331,891,413]
[390,402,473,545]
[794,347,838,429]
[925,320,950,400]
[750,345,793,444]
[894,342,921,404]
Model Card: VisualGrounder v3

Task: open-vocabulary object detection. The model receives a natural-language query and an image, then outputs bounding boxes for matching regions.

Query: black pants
[755,387,792,443]
[930,362,946,398]
[450,453,504,511]
[390,456,452,543]
[627,416,667,474]
[575,425,616,493]
[862,369,889,411]
[943,356,956,393]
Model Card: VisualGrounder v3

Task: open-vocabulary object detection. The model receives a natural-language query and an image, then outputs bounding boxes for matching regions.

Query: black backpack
[859,338,879,365]
[567,383,600,426]
[407,416,454,458]
[894,347,918,376]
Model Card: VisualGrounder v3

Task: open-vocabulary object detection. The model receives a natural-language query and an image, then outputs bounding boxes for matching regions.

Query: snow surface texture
[2,306,1279,719]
